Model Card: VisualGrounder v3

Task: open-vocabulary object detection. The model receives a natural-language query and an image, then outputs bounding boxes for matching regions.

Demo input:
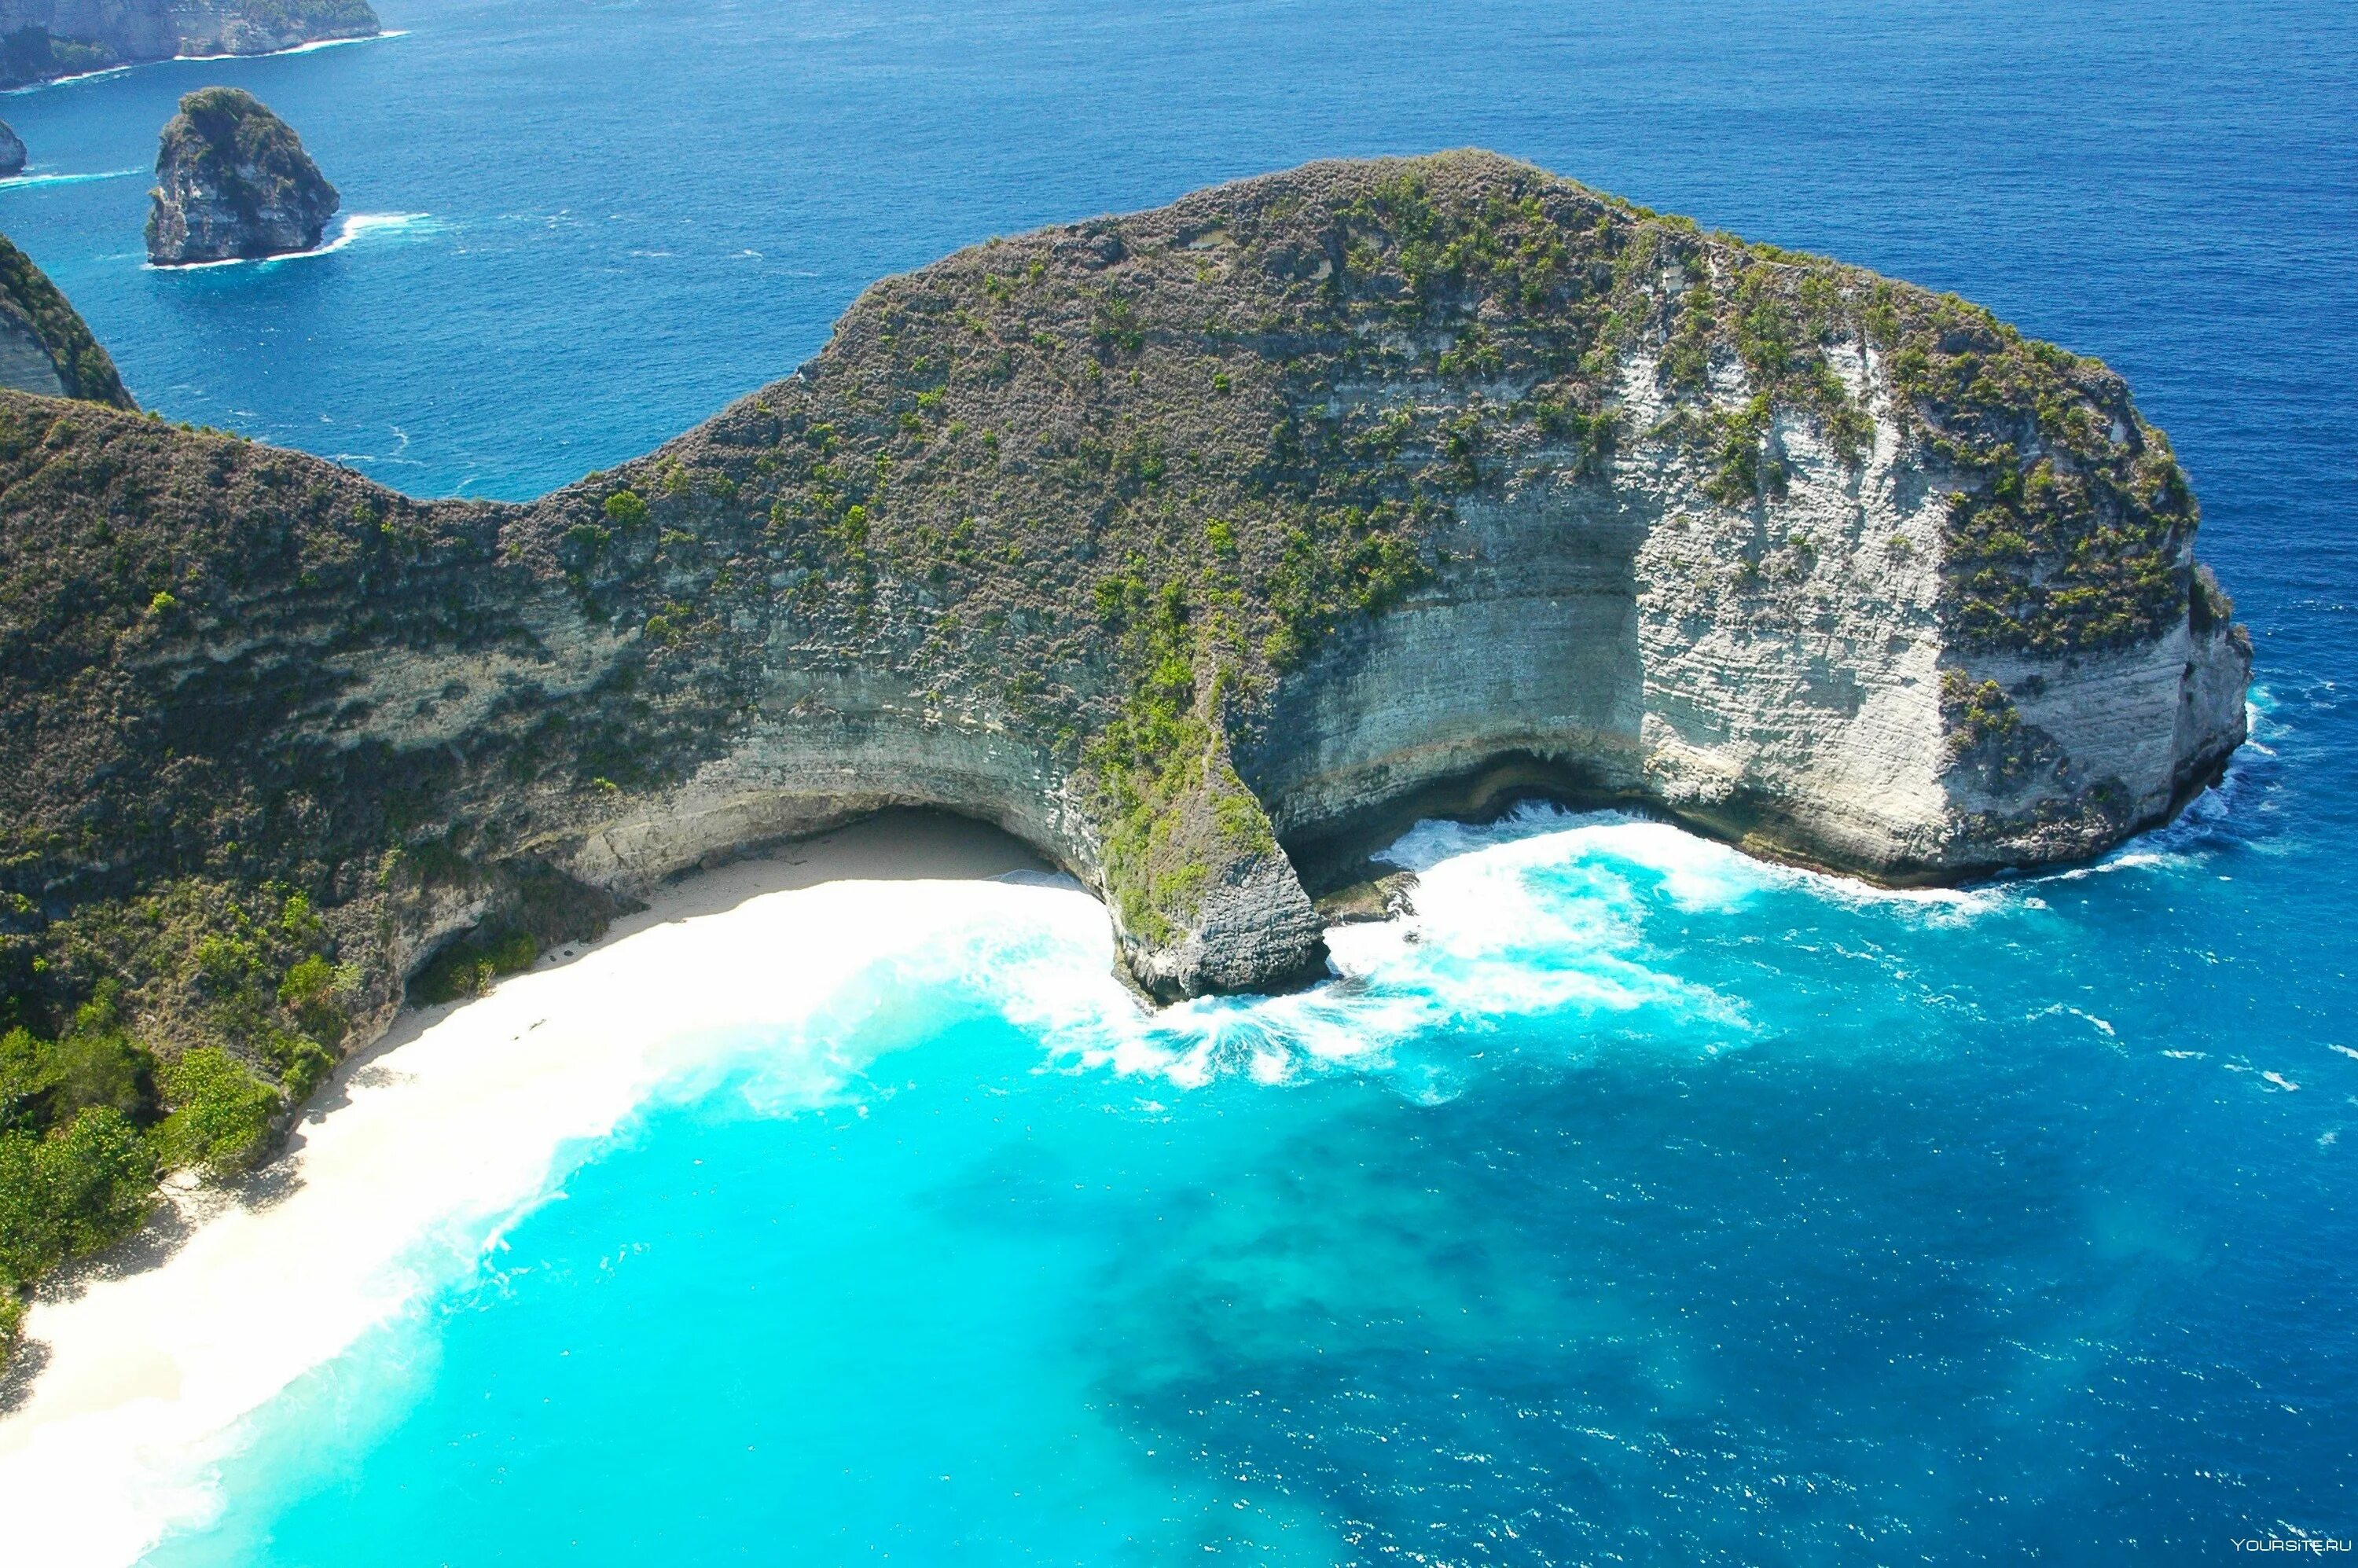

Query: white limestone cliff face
[164,0,376,57]
[292,339,2243,1003]
[167,329,2246,1008]
[1246,350,2247,886]
[0,311,67,398]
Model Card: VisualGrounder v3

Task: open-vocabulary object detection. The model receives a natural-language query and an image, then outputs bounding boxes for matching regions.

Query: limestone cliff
[146,87,338,265]
[0,229,130,403]
[0,153,2248,1094]
[0,0,377,88]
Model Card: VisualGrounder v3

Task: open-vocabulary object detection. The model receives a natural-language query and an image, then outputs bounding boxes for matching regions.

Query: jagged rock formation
[0,119,24,178]
[0,0,378,88]
[0,152,2248,1096]
[0,230,130,402]
[145,87,339,265]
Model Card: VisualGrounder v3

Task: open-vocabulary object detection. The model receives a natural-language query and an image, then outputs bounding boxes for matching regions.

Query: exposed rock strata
[145,87,338,265]
[0,153,2249,1095]
[0,0,378,88]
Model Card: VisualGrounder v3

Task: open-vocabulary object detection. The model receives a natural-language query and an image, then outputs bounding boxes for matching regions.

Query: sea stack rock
[0,120,24,178]
[145,87,340,266]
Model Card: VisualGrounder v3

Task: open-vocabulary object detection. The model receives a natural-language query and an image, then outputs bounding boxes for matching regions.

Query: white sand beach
[0,812,1117,1568]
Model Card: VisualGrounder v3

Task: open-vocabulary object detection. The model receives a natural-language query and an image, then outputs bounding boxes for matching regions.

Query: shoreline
[0,790,2254,1564]
[0,809,1076,1567]
[1,31,406,96]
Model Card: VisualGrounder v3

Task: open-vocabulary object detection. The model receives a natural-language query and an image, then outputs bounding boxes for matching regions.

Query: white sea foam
[0,168,141,192]
[2029,1004,2119,1040]
[1019,806,1760,1091]
[141,212,439,271]
[318,211,439,252]
[0,873,1118,1568]
[1387,802,2006,923]
[172,31,409,64]
[0,64,134,92]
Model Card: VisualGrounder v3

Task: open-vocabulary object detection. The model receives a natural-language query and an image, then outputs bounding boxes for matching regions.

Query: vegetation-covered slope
[0,232,131,406]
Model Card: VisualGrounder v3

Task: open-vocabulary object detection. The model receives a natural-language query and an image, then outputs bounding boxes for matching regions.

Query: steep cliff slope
[0,152,2247,1081]
[0,230,130,404]
[0,0,376,87]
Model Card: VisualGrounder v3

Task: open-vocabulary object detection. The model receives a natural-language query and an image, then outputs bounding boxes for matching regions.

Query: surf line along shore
[0,810,1093,1568]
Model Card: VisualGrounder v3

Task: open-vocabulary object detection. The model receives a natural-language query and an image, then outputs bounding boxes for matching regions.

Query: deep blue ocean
[2,1,2352,1560]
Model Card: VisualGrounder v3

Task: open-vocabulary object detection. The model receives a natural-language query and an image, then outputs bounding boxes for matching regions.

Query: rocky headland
[145,87,339,266]
[0,152,2250,1333]
[0,0,379,89]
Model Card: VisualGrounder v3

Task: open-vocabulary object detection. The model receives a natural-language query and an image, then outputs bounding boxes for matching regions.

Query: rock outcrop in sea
[145,88,340,266]
[0,120,24,178]
[0,150,2249,1063]
[0,0,380,89]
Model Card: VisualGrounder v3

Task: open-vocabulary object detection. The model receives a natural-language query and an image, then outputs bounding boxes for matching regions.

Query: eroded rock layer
[0,153,2248,1094]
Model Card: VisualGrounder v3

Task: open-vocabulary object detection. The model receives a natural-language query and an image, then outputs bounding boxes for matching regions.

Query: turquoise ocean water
[2,1,2352,1559]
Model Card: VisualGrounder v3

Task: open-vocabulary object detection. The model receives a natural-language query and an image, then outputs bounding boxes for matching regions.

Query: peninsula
[0,0,379,89]
[0,152,2250,1330]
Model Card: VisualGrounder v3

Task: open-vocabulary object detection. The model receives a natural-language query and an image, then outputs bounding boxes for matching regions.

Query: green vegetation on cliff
[0,231,133,407]
[0,30,114,90]
[0,152,2235,1334]
[6,148,2222,1041]
[1878,293,2195,653]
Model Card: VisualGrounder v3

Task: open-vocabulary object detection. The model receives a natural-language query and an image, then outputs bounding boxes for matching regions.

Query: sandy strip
[0,811,1099,1568]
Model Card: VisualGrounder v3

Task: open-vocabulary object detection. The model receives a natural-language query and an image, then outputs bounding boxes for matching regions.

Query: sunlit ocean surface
[0,0,2349,1559]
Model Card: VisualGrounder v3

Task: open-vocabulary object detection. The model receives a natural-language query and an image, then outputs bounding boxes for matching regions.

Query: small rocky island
[146,88,340,266]
[0,119,24,178]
